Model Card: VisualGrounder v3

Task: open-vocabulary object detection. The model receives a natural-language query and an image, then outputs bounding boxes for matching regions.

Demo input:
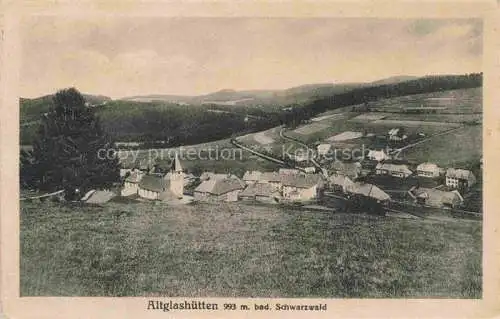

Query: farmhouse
[410,187,463,208]
[416,163,442,178]
[121,170,145,196]
[330,161,362,179]
[243,171,262,185]
[375,163,413,178]
[239,182,281,203]
[367,149,390,162]
[281,174,323,202]
[259,172,283,191]
[345,182,391,202]
[445,168,476,189]
[329,174,355,193]
[194,175,246,202]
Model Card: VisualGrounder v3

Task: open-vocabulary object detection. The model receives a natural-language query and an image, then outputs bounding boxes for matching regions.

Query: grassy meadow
[21,200,482,298]
[402,125,482,167]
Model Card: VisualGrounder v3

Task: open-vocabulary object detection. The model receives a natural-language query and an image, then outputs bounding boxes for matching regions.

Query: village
[81,122,481,219]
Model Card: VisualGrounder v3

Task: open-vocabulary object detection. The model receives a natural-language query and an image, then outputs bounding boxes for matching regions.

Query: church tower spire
[169,152,184,198]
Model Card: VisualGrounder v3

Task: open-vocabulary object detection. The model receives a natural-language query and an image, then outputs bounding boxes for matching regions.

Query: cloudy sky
[20,17,482,99]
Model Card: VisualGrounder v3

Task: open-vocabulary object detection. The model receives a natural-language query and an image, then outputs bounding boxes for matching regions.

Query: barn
[194,175,246,202]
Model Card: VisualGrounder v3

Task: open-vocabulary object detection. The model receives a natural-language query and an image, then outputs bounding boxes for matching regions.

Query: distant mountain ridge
[20,73,482,146]
[18,75,439,105]
[116,76,423,105]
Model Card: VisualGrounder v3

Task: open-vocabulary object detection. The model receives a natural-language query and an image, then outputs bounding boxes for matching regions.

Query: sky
[20,17,482,99]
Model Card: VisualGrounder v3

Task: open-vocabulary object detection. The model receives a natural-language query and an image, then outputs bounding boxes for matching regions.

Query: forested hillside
[20,73,482,147]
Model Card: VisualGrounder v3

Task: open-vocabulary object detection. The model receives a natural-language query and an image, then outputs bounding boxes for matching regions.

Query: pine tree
[29,88,120,199]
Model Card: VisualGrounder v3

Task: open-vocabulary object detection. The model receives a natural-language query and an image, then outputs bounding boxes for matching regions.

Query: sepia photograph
[16,15,484,301]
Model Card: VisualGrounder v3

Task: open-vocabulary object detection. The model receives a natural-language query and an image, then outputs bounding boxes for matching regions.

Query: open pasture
[402,126,482,167]
[349,113,389,122]
[293,122,330,135]
[21,200,481,297]
[385,113,482,123]
[366,87,481,114]
[290,116,459,145]
[370,119,460,127]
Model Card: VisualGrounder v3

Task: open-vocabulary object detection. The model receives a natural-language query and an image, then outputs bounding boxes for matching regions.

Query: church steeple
[169,152,184,198]
[171,152,183,172]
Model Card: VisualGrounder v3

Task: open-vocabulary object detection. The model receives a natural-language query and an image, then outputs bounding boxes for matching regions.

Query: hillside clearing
[402,125,482,166]
[21,201,481,297]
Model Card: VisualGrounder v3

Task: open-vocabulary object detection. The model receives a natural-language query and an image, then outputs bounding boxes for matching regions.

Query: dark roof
[138,174,170,192]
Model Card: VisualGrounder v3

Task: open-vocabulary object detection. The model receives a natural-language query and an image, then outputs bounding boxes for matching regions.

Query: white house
[194,175,246,202]
[388,128,408,142]
[416,163,443,178]
[410,187,463,208]
[317,144,332,156]
[367,149,390,162]
[445,168,476,189]
[375,163,413,178]
[121,170,145,196]
[281,174,323,202]
[329,174,355,193]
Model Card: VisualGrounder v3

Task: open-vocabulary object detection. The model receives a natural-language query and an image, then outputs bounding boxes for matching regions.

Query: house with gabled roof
[345,182,391,202]
[121,170,145,196]
[416,162,443,178]
[281,174,323,202]
[329,174,355,193]
[330,161,362,179]
[445,168,476,190]
[410,187,463,208]
[375,163,413,178]
[239,182,281,203]
[194,175,246,202]
[259,172,283,191]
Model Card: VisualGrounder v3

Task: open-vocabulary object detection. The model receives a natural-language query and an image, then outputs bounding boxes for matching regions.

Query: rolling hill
[19,73,482,147]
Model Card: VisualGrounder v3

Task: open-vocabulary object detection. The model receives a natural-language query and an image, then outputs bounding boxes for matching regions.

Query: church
[123,153,184,200]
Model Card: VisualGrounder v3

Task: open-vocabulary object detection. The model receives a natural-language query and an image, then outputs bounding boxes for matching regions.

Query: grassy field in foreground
[20,201,481,298]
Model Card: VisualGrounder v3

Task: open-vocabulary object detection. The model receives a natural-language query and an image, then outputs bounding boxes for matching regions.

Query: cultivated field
[402,125,482,166]
[365,87,482,114]
[21,200,481,298]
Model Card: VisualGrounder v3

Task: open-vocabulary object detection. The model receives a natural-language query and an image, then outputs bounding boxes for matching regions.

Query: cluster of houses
[327,156,478,209]
[120,155,326,204]
[117,146,479,211]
